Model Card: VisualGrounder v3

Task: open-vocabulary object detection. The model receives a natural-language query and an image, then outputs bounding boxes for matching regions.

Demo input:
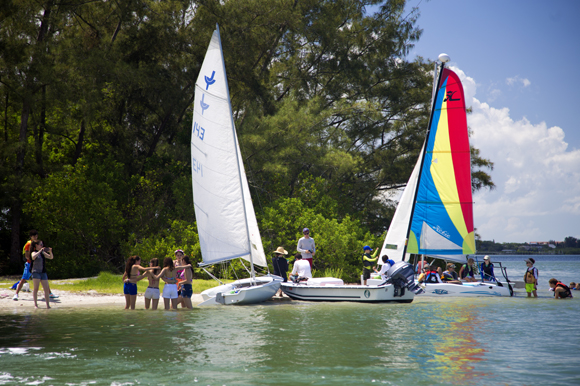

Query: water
[1,256,579,386]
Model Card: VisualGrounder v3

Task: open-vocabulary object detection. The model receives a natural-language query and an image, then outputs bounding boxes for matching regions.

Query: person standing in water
[123,256,159,310]
[156,257,192,310]
[143,258,161,310]
[524,258,538,298]
[297,228,315,269]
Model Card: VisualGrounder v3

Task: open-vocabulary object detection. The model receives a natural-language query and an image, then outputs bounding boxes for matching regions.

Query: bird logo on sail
[200,94,209,115]
[204,71,216,90]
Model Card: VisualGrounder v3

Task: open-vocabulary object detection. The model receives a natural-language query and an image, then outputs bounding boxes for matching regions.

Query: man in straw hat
[272,247,289,297]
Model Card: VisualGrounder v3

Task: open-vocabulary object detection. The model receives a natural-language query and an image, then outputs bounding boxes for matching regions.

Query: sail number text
[193,122,206,141]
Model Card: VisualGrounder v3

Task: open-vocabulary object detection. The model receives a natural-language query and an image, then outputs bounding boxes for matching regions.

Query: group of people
[11,229,59,309]
[122,249,194,310]
[271,228,315,295]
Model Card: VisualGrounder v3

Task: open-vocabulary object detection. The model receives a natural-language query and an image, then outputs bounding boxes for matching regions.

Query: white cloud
[506,75,531,87]
[451,67,580,243]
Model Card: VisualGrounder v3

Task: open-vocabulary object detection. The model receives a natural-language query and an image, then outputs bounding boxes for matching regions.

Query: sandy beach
[0,288,206,311]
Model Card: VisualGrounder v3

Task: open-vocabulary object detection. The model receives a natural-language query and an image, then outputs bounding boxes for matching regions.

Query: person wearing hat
[362,246,379,285]
[297,228,316,269]
[272,247,289,282]
[524,258,538,298]
[480,255,496,282]
[441,263,463,284]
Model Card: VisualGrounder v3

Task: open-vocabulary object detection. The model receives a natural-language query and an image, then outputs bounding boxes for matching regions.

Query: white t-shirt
[378,263,391,280]
[291,259,312,278]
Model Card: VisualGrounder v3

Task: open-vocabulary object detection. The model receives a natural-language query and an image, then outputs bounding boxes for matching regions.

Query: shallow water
[1,256,579,386]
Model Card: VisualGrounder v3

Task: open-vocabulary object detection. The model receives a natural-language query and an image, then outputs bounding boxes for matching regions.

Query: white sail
[379,145,424,262]
[191,27,267,268]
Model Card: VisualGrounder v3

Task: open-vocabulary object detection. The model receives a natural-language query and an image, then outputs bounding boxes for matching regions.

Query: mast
[216,25,256,279]
[401,53,450,260]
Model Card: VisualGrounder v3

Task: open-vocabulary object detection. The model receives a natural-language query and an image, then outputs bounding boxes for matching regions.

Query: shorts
[525,283,536,293]
[163,283,179,299]
[144,287,160,300]
[363,268,372,280]
[31,272,48,281]
[181,284,193,299]
[21,267,32,281]
[124,282,137,296]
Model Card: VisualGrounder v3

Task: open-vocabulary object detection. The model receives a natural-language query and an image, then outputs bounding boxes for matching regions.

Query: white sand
[0,288,205,311]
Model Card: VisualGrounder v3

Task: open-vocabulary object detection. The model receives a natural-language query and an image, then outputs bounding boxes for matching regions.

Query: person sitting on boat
[480,256,496,282]
[417,264,442,284]
[441,263,463,284]
[548,278,573,299]
[362,246,379,285]
[290,253,312,284]
[524,258,538,298]
[374,255,395,282]
[459,258,478,282]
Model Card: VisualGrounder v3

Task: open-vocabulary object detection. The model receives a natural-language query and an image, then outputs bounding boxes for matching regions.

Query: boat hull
[200,276,282,306]
[417,281,511,297]
[280,283,414,303]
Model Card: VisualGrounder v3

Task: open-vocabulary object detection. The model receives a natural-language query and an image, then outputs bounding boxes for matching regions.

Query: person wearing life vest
[524,258,539,298]
[459,258,477,282]
[362,246,379,285]
[480,255,496,282]
[441,263,463,284]
[418,264,442,284]
[374,255,395,281]
[549,278,573,299]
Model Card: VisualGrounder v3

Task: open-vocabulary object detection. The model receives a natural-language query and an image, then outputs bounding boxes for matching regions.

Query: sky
[400,0,580,243]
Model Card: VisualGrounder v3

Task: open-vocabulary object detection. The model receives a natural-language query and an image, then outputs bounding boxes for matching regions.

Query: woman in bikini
[156,257,192,310]
[30,240,53,309]
[122,256,158,310]
[143,258,161,310]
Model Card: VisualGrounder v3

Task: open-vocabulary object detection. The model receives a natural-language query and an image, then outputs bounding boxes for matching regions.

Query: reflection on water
[1,292,580,385]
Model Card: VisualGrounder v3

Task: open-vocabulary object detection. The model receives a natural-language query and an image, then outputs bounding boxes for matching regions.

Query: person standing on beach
[272,247,289,297]
[13,230,38,300]
[524,258,538,298]
[123,256,159,310]
[362,246,379,285]
[297,228,315,269]
[30,240,53,309]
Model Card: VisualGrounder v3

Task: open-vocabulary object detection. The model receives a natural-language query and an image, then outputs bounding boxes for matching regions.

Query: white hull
[417,281,511,297]
[199,276,282,306]
[280,282,415,303]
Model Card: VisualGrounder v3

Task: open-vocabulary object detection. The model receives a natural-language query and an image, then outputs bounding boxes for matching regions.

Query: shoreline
[0,289,207,311]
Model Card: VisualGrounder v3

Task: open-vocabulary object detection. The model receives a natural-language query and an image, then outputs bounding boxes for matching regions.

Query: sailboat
[191,26,282,306]
[374,54,512,297]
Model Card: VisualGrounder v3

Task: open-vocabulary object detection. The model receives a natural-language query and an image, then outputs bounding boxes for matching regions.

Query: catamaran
[373,54,512,297]
[191,26,282,306]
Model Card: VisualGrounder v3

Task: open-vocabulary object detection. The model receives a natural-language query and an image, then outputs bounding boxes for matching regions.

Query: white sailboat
[373,54,512,297]
[191,26,282,306]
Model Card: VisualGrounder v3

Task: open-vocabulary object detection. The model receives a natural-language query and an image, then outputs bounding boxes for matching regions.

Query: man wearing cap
[524,258,538,298]
[480,255,496,282]
[362,246,379,285]
[297,228,316,269]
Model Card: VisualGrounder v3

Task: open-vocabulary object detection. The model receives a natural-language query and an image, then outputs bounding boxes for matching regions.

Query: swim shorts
[525,283,536,293]
[181,284,193,298]
[163,283,179,299]
[363,268,372,280]
[123,282,137,295]
[144,287,160,300]
[31,272,48,281]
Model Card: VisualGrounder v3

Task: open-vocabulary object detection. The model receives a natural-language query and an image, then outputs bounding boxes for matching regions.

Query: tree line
[0,0,494,282]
